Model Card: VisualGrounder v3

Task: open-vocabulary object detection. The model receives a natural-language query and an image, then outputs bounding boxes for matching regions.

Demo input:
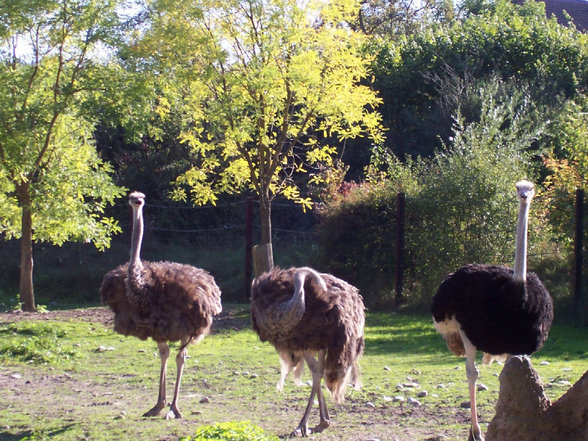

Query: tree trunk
[259,191,272,246]
[255,188,274,275]
[19,202,35,312]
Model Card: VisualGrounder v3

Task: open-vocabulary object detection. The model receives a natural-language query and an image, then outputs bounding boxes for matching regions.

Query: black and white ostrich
[100,191,222,419]
[431,180,553,441]
[251,267,365,437]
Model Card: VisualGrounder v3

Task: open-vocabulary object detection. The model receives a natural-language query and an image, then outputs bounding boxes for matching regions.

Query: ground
[0,307,510,441]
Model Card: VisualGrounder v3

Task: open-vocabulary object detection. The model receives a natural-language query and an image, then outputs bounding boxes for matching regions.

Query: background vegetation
[0,0,586,323]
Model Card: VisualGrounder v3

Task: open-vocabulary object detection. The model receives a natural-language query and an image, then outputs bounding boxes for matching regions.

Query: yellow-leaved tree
[138,0,383,270]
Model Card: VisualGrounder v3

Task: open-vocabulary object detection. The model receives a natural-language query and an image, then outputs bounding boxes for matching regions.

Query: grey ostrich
[251,266,365,437]
[431,181,553,441]
[100,191,222,419]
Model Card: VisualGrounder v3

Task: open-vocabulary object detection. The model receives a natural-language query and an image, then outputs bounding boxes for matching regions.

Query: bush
[180,421,279,441]
[316,180,399,308]
[317,77,558,309]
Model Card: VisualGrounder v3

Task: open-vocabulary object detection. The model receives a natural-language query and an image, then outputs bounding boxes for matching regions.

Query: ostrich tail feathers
[445,332,466,357]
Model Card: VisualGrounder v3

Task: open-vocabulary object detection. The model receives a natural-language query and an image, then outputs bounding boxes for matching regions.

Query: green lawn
[0,306,586,441]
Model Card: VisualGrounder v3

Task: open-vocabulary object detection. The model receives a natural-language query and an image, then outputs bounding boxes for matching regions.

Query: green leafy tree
[140,0,383,260]
[0,0,127,311]
[370,0,587,157]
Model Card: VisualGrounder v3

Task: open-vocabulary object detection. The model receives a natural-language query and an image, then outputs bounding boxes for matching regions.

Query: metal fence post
[574,188,584,309]
[395,192,406,306]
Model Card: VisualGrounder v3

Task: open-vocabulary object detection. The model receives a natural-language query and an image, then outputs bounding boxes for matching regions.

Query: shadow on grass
[0,424,76,441]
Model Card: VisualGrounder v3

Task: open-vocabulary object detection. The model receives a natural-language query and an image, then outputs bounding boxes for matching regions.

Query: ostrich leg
[291,350,329,437]
[460,331,484,441]
[309,351,330,433]
[165,337,190,419]
[144,342,169,417]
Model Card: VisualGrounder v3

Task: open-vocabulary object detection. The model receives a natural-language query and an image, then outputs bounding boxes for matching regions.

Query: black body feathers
[431,263,553,355]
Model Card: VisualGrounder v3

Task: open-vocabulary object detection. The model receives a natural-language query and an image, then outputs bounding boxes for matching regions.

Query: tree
[140,0,382,267]
[370,0,587,157]
[0,0,127,311]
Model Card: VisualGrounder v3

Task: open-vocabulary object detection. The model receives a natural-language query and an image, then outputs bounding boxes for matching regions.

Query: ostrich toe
[165,406,182,419]
[290,423,310,438]
[311,419,330,433]
[143,401,166,417]
[468,426,484,441]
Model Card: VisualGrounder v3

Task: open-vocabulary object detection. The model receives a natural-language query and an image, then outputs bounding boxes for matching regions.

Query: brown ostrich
[100,191,222,419]
[250,266,365,437]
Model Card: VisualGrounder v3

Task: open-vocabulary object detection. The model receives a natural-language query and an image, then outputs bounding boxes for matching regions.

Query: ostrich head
[515,180,535,204]
[129,191,146,211]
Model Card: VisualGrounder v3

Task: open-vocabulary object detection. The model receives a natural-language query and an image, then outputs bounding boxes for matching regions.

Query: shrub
[317,77,557,309]
[180,421,279,441]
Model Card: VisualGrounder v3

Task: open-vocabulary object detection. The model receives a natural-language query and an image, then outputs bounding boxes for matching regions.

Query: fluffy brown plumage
[100,262,221,342]
[251,266,364,437]
[100,191,221,419]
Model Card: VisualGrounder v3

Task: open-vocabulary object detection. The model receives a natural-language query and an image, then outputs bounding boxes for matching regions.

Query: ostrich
[431,180,553,441]
[251,266,365,437]
[100,191,222,419]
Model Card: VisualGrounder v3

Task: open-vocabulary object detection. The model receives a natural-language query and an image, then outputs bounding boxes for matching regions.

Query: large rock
[486,355,588,441]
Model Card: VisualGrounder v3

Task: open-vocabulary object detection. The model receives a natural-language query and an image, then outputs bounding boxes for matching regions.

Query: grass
[0,306,586,441]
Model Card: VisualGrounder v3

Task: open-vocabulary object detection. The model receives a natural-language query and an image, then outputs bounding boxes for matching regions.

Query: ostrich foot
[311,419,330,433]
[143,401,166,418]
[467,426,484,441]
[290,423,310,438]
[164,406,182,420]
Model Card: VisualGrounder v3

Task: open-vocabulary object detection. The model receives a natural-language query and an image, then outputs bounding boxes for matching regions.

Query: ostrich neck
[513,201,530,282]
[261,272,307,334]
[128,205,144,278]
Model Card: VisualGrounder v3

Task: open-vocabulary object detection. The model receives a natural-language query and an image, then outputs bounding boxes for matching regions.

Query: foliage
[180,421,279,441]
[317,179,400,308]
[0,0,127,310]
[134,0,383,247]
[351,0,456,36]
[318,76,552,307]
[370,0,587,158]
[0,322,80,364]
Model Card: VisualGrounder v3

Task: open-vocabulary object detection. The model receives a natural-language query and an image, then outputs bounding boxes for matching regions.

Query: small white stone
[393,396,405,403]
[10,373,22,379]
[403,382,419,388]
[366,401,376,409]
[407,397,421,406]
[540,361,550,366]
[477,383,489,392]
[382,396,393,402]
[383,366,391,371]
[436,384,446,389]
[199,396,210,403]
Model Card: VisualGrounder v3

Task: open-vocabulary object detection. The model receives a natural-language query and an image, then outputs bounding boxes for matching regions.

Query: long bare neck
[513,200,531,282]
[129,205,144,272]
